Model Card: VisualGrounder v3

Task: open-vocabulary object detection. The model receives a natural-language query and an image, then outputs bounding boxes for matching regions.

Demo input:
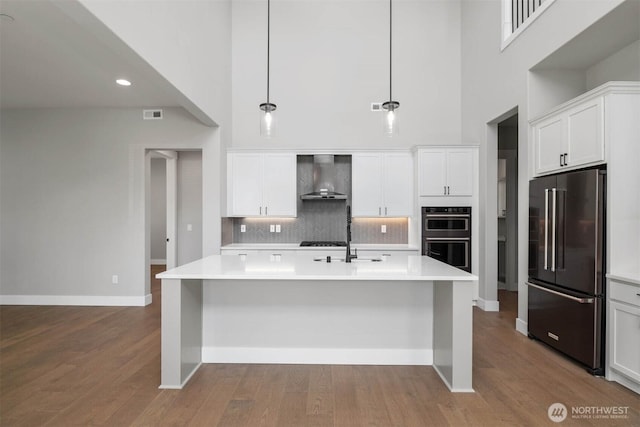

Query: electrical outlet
[240,224,246,233]
[275,224,281,233]
[187,223,193,232]
[112,275,119,284]
[270,224,275,233]
[381,225,387,233]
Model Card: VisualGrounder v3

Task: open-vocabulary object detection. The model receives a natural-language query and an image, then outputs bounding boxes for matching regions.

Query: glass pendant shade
[260,102,277,138]
[382,101,399,136]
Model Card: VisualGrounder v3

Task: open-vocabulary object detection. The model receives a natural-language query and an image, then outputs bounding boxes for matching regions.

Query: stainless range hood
[300,155,348,200]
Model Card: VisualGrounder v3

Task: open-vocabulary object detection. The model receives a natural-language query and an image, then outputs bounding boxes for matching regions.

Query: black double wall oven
[422,207,472,273]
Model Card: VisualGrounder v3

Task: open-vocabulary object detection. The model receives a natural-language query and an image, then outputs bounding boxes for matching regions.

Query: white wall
[586,39,640,89]
[231,0,462,149]
[177,151,203,265]
[150,158,167,262]
[460,0,632,330]
[78,0,232,133]
[0,107,219,305]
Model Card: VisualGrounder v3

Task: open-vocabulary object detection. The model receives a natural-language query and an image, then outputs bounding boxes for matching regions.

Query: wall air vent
[371,102,383,112]
[143,109,163,120]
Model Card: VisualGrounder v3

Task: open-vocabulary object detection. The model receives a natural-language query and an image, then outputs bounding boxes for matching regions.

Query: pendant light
[259,0,277,138]
[382,0,399,136]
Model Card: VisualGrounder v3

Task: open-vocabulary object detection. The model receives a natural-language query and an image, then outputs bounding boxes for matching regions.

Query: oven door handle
[425,237,470,241]
[425,214,470,218]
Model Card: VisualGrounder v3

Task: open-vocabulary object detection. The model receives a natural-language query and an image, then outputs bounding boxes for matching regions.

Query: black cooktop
[300,241,347,247]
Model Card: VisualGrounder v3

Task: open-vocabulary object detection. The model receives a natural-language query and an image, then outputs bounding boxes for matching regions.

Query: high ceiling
[0,0,180,109]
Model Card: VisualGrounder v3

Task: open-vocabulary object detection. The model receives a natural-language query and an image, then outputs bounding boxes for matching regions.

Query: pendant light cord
[389,0,392,102]
[267,0,271,104]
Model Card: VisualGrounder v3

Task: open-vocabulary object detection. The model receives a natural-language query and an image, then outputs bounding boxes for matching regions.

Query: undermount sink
[313,256,383,263]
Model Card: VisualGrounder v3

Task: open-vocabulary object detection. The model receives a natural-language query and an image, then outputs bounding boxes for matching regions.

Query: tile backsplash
[222,155,409,245]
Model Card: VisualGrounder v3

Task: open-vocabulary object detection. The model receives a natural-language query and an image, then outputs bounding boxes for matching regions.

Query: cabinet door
[610,300,640,383]
[352,153,384,216]
[534,115,565,175]
[446,149,474,196]
[229,153,263,216]
[383,153,413,216]
[262,154,297,217]
[418,149,447,196]
[567,97,604,169]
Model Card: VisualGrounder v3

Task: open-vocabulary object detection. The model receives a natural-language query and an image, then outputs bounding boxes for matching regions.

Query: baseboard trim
[515,317,528,336]
[477,298,499,312]
[202,347,433,366]
[0,294,149,307]
[151,259,167,265]
[606,370,640,395]
[433,364,475,393]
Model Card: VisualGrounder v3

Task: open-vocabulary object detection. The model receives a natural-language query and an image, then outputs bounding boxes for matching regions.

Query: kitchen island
[157,253,477,392]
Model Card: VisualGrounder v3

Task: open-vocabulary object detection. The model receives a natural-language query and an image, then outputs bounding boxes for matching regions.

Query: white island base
[158,254,477,392]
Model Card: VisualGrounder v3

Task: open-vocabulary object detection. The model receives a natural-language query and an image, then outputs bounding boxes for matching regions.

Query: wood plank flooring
[1,272,638,426]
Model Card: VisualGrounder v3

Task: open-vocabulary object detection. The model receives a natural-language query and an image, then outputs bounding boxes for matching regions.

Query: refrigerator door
[528,282,602,371]
[529,175,557,285]
[554,169,604,295]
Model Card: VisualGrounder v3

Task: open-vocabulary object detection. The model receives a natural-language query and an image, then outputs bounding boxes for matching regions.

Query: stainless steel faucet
[346,205,357,263]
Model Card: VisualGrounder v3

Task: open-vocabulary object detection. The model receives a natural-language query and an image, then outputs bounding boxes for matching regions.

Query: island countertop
[159,253,477,392]
[157,253,478,282]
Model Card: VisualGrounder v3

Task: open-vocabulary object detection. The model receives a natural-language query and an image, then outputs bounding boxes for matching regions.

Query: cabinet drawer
[610,280,640,307]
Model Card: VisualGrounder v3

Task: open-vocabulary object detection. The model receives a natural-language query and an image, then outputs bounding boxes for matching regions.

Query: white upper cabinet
[352,152,413,217]
[532,94,604,176]
[418,147,474,197]
[227,152,296,217]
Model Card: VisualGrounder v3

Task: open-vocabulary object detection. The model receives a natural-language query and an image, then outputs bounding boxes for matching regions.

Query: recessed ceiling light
[116,79,132,86]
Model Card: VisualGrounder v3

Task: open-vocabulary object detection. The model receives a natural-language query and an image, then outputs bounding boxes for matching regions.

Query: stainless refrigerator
[528,167,605,375]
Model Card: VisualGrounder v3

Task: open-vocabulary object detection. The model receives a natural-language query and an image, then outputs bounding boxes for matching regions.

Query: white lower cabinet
[608,278,640,392]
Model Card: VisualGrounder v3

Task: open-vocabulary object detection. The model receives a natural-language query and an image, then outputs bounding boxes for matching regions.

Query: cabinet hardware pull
[379,207,381,216]
[564,153,568,166]
[385,207,387,215]
[559,154,563,167]
[444,186,446,195]
[447,186,450,195]
[259,206,262,215]
[265,206,268,216]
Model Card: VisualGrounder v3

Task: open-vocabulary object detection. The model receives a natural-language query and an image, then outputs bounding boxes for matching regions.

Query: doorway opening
[146,149,203,303]
[497,114,519,314]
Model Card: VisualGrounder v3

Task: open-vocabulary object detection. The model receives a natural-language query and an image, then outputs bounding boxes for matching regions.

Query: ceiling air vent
[143,109,163,120]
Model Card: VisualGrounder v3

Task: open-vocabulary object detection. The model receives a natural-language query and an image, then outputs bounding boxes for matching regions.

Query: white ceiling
[0,0,180,109]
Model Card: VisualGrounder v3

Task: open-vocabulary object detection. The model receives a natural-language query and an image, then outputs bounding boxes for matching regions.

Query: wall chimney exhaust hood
[300,155,348,200]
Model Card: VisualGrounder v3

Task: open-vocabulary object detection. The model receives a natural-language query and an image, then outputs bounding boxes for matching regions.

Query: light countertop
[221,243,420,251]
[157,253,476,282]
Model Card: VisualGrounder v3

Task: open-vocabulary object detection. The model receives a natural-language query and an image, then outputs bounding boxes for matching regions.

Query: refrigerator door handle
[551,188,557,272]
[544,188,549,271]
[526,282,595,304]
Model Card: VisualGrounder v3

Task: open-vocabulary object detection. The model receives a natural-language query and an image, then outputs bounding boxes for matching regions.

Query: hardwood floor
[1,279,638,426]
